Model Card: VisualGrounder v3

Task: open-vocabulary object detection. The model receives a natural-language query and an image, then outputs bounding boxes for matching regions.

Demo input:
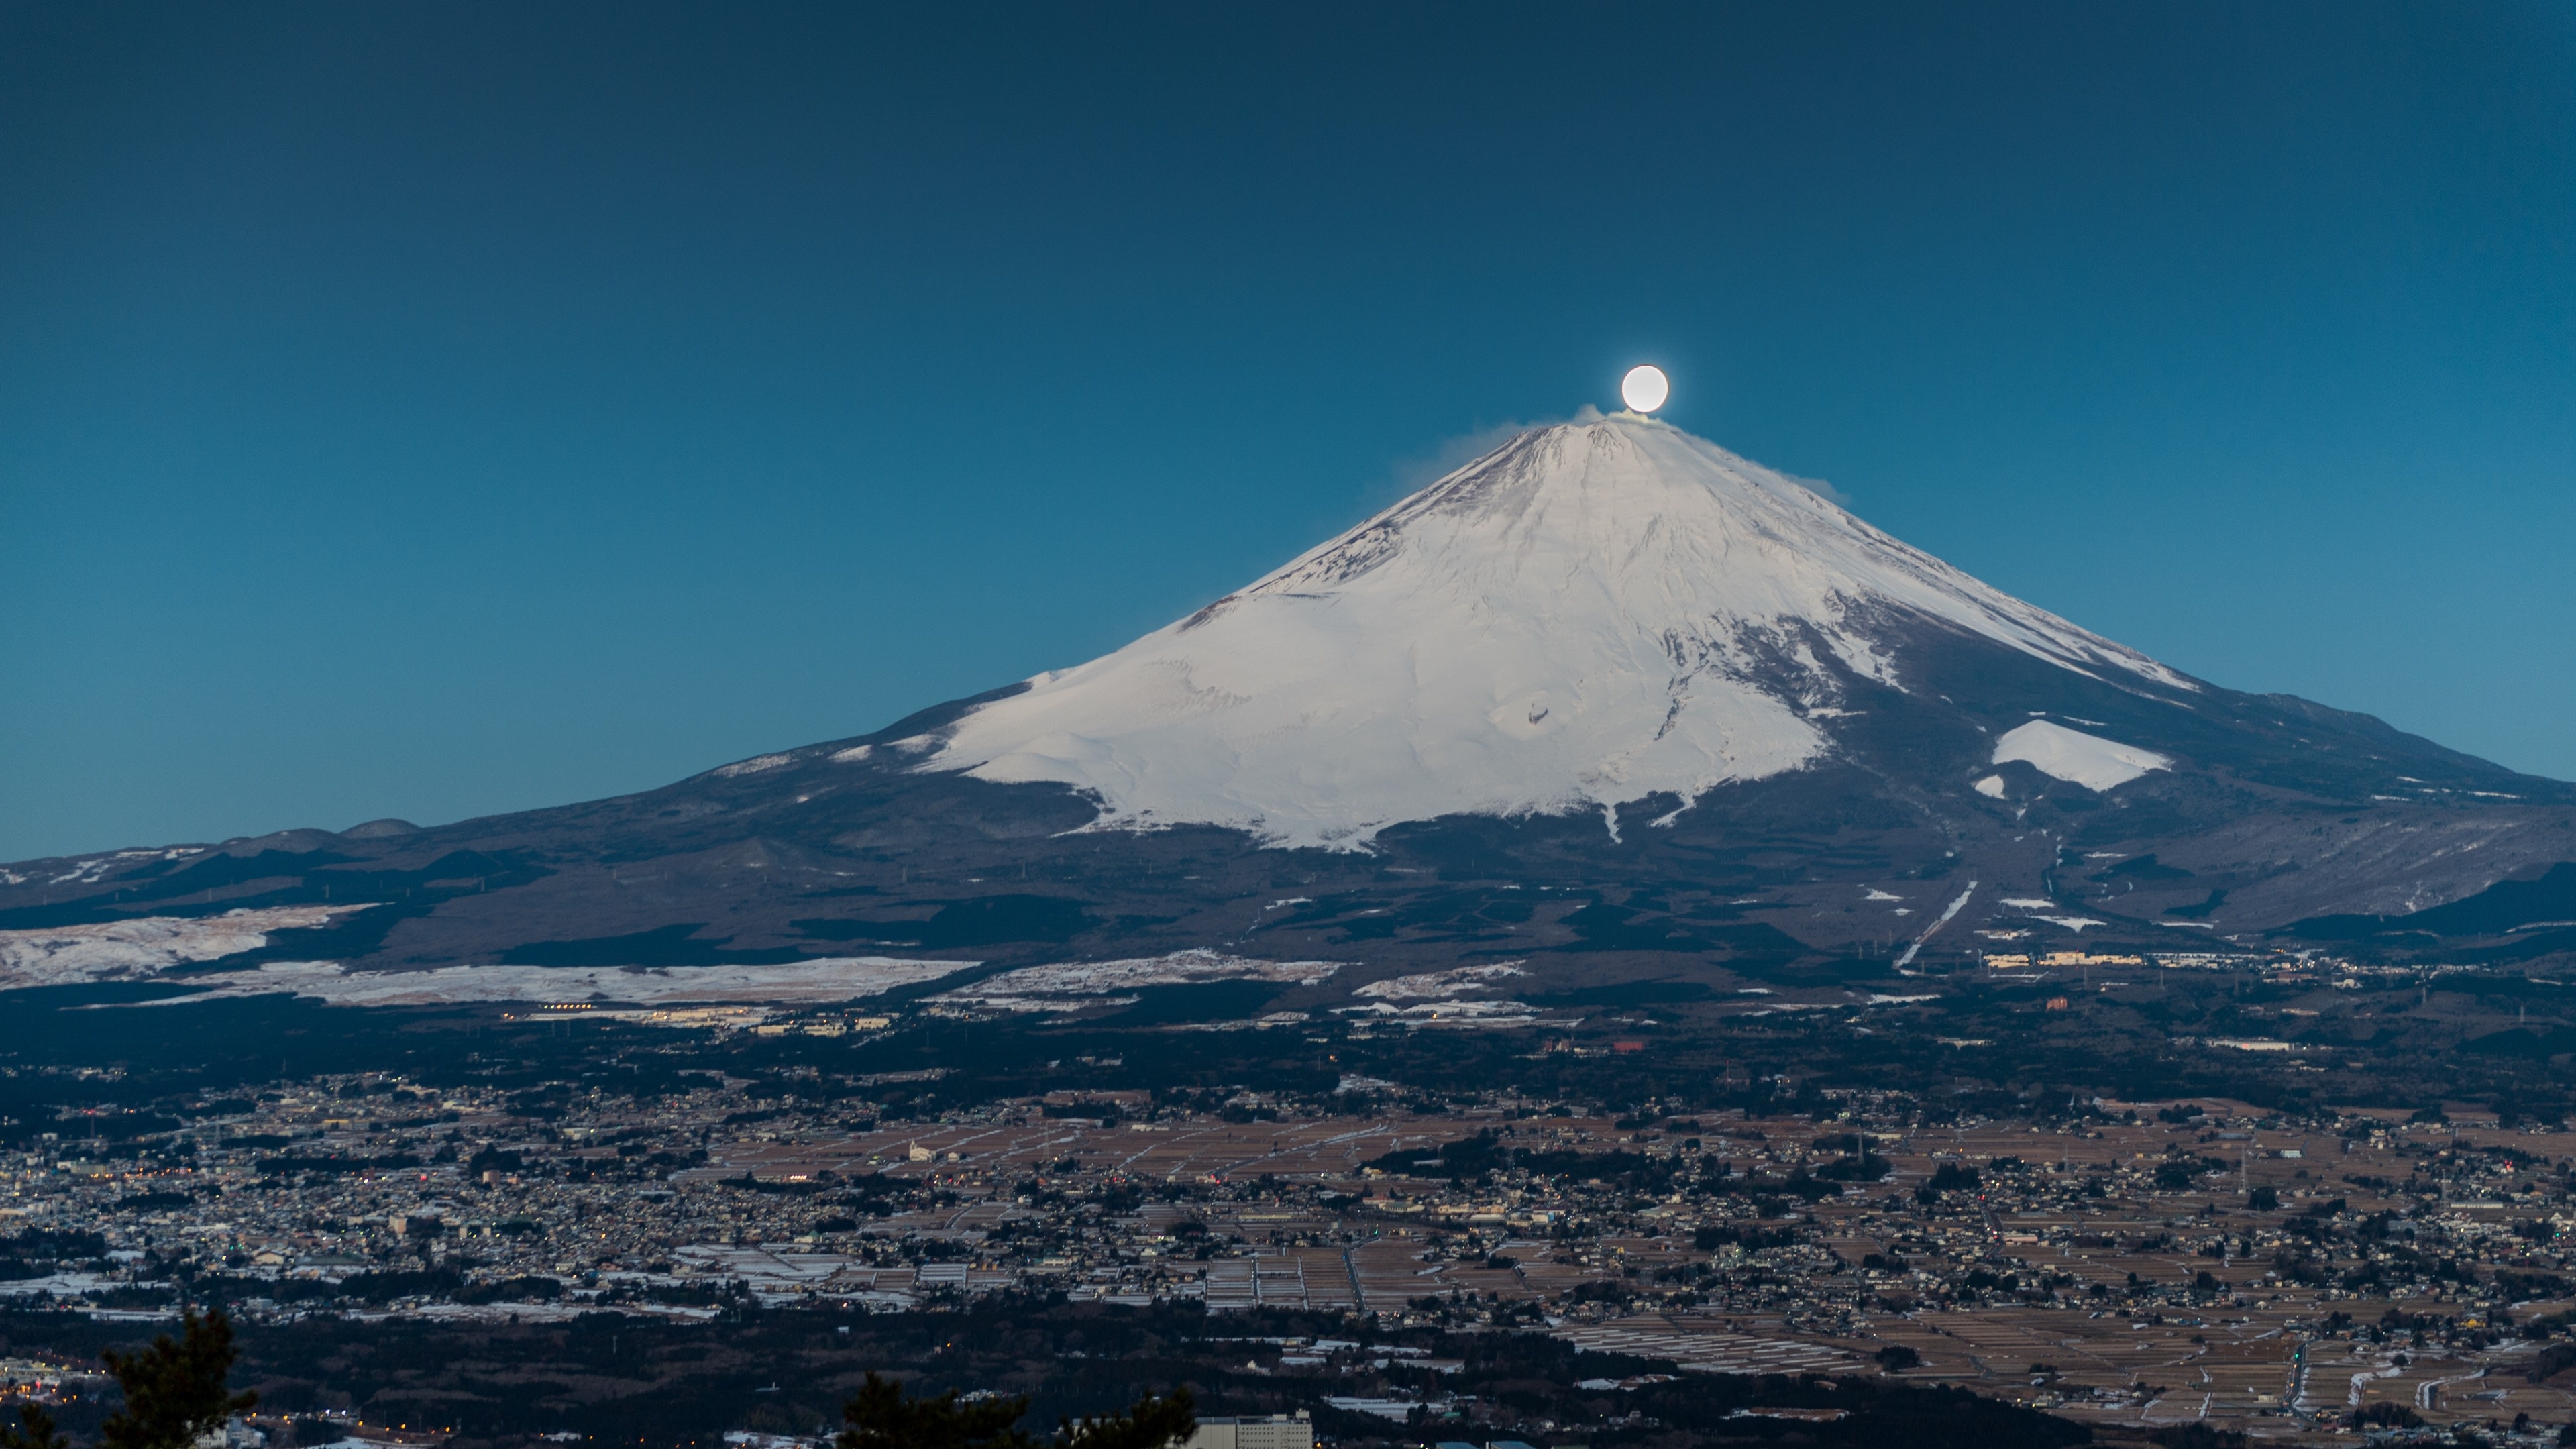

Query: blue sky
[5,3,2571,860]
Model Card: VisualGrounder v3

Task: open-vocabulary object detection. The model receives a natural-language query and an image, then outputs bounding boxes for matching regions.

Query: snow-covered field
[0,1271,129,1301]
[0,906,977,1007]
[928,415,2188,848]
[1353,963,1526,1000]
[1996,897,2108,932]
[1336,997,1556,1030]
[1991,718,2173,790]
[129,956,977,1008]
[0,905,373,989]
[927,949,1341,1013]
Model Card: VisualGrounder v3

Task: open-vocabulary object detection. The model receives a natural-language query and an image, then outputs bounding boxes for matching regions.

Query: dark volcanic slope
[5,619,2569,987]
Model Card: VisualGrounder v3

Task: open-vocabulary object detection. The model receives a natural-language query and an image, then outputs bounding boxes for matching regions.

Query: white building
[1185,1413,1312,1449]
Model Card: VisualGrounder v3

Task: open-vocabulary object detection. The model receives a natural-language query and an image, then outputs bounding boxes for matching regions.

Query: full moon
[1620,364,1670,413]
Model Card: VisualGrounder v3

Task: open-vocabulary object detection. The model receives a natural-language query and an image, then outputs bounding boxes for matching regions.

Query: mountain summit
[932,415,2186,847]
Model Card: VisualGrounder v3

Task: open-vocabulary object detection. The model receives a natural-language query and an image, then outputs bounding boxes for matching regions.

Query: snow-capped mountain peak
[926,415,2184,848]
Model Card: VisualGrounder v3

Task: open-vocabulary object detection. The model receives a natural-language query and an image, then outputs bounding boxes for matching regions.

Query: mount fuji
[930,413,2188,848]
[7,414,2571,1005]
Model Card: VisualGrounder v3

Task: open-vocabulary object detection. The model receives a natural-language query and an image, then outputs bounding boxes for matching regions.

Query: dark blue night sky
[5,3,2571,857]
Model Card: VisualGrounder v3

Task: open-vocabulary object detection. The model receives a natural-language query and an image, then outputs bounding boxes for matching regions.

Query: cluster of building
[13,1068,2576,1439]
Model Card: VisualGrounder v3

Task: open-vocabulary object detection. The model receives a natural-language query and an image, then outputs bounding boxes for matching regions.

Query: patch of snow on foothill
[712,753,794,778]
[929,949,1341,1012]
[35,847,201,888]
[1991,720,2173,792]
[1338,996,1543,1027]
[1354,963,1528,1000]
[126,957,975,1008]
[0,906,374,990]
[930,416,2186,849]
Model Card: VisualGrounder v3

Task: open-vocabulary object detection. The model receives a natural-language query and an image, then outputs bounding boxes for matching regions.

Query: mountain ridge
[4,417,2570,1000]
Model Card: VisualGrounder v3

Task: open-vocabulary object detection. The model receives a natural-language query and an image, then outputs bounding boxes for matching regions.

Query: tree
[1056,1387,1194,1449]
[99,1307,259,1449]
[840,1373,1036,1449]
[839,1374,1195,1449]
[2149,1426,2247,1449]
[0,1405,69,1449]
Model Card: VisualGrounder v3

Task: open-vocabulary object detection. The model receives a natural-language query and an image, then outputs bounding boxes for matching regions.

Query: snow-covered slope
[0,905,372,988]
[1992,719,2174,791]
[927,414,2188,848]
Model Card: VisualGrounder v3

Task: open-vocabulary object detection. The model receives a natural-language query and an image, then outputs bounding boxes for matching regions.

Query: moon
[1620,364,1669,413]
